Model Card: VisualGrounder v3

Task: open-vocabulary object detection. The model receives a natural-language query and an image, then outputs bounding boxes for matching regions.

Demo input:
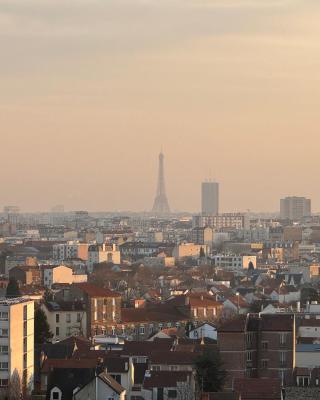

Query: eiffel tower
[152,152,171,214]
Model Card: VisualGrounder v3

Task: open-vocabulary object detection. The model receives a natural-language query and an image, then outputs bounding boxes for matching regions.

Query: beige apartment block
[0,298,34,395]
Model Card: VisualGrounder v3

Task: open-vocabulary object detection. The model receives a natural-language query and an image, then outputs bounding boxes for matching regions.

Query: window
[0,329,8,337]
[52,391,60,400]
[24,337,27,353]
[56,327,60,336]
[111,374,121,384]
[297,377,310,387]
[112,311,116,321]
[193,309,198,317]
[246,333,254,345]
[149,324,154,333]
[262,341,268,350]
[280,333,286,345]
[246,351,252,362]
[112,298,116,306]
[280,352,286,366]
[56,314,60,323]
[140,326,145,335]
[0,312,8,320]
[77,313,81,322]
[0,346,8,354]
[159,323,163,330]
[66,314,71,323]
[152,366,161,371]
[261,359,268,369]
[168,390,177,398]
[23,305,27,321]
[0,379,8,387]
[111,326,116,335]
[0,362,8,370]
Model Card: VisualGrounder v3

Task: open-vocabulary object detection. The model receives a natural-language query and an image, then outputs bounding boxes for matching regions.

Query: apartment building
[42,265,87,288]
[42,301,87,341]
[191,227,213,245]
[193,213,249,230]
[218,314,295,389]
[87,244,121,272]
[0,298,34,395]
[53,241,89,261]
[280,196,311,220]
[57,283,122,337]
[201,181,219,215]
[262,242,299,262]
[212,254,257,270]
[172,243,208,259]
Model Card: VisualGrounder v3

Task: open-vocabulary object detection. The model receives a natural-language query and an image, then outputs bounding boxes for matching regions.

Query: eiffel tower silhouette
[152,152,171,214]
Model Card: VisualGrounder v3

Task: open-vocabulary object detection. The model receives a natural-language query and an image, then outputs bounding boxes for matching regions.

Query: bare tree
[8,369,22,400]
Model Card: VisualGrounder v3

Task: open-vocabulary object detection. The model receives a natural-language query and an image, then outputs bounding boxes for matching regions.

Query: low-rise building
[173,243,208,259]
[87,244,121,272]
[74,371,126,400]
[42,301,87,340]
[57,283,122,338]
[53,241,89,261]
[212,254,256,270]
[9,265,41,285]
[42,265,87,288]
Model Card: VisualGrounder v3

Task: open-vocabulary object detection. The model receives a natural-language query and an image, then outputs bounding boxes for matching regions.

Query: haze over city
[2,0,320,212]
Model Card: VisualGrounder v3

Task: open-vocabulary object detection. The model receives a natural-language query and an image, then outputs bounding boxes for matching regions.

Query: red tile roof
[234,378,281,400]
[150,351,198,365]
[98,372,125,394]
[143,371,192,389]
[121,308,186,323]
[73,282,121,298]
[260,314,294,332]
[225,295,249,308]
[218,316,247,333]
[121,339,173,356]
[42,358,98,373]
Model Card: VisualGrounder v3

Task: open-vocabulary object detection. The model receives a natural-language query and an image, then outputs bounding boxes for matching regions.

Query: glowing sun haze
[1,0,320,212]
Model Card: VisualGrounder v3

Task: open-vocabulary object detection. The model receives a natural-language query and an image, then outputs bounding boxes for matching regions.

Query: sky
[1,0,320,213]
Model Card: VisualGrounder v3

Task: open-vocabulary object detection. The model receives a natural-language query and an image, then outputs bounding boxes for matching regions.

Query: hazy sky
[1,0,320,213]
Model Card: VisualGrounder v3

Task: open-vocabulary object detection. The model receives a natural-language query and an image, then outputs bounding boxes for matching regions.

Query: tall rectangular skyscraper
[280,196,311,220]
[201,181,219,215]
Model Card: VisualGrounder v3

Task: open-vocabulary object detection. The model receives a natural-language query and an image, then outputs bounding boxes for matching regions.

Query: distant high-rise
[152,152,170,215]
[201,181,219,215]
[280,196,311,220]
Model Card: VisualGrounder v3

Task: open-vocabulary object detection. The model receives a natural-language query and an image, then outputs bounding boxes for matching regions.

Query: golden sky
[1,0,320,213]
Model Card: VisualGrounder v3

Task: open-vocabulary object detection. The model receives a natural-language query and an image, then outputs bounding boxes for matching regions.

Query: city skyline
[1,0,320,212]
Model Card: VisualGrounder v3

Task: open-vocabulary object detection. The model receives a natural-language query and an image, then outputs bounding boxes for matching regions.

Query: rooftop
[0,297,33,306]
